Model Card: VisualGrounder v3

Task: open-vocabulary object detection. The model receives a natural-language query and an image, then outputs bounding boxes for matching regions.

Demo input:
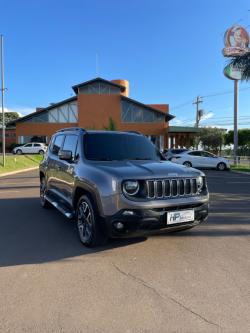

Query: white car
[13,142,47,155]
[171,150,230,171]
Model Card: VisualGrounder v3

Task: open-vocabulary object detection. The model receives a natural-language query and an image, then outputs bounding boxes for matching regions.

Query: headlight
[123,180,139,196]
[197,176,203,192]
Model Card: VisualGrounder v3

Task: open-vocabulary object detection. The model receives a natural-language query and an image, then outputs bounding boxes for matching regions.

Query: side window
[34,143,41,147]
[52,135,65,155]
[62,135,78,158]
[201,152,215,158]
[24,143,32,147]
[188,151,201,156]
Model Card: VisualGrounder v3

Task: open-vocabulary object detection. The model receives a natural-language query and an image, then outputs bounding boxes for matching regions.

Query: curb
[231,170,250,176]
[0,167,39,178]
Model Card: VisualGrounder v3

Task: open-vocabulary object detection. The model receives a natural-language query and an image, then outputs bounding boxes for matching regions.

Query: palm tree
[229,52,250,81]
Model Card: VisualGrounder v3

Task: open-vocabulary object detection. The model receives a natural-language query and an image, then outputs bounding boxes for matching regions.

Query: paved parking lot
[0,170,250,333]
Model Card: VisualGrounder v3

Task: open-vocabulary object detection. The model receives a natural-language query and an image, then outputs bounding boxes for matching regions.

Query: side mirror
[58,150,72,161]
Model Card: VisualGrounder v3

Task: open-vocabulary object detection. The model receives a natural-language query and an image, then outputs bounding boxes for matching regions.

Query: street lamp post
[0,34,5,167]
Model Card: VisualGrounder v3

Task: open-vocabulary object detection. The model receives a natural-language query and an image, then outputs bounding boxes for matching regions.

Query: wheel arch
[73,186,104,217]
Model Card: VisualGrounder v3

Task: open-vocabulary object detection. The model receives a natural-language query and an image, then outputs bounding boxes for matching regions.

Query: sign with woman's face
[222,25,250,57]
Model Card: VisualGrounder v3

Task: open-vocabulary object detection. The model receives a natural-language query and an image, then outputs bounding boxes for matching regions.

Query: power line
[170,86,250,111]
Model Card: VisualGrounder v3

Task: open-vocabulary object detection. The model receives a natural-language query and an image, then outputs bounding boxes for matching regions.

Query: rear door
[59,134,79,203]
[46,134,65,198]
[200,151,218,167]
[33,143,42,153]
[186,151,204,167]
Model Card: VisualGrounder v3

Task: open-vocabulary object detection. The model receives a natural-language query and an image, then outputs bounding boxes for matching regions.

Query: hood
[89,160,203,180]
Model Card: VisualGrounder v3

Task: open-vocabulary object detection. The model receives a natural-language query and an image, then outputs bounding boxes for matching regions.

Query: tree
[104,117,116,131]
[0,112,20,126]
[224,129,250,147]
[198,127,225,152]
[229,52,250,81]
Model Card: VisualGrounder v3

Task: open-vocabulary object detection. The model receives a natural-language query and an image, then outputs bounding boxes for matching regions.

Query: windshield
[84,133,162,161]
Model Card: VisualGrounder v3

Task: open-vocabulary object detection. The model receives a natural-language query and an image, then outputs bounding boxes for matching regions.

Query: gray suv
[40,128,209,247]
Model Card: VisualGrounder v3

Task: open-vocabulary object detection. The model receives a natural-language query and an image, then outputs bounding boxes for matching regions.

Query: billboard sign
[222,25,250,57]
[223,64,242,80]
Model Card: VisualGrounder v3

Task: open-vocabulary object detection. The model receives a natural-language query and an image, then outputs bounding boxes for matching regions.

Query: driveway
[0,170,249,332]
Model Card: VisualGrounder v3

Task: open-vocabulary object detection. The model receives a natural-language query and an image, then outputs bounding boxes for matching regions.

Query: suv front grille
[146,178,198,199]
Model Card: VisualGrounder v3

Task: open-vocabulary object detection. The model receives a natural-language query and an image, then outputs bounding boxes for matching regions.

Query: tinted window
[52,135,64,155]
[171,149,187,154]
[34,143,41,147]
[201,152,215,158]
[84,133,161,161]
[188,151,202,156]
[24,143,32,147]
[62,135,78,158]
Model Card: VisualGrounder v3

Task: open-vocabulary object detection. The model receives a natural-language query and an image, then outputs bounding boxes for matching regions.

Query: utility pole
[234,80,238,165]
[0,34,5,167]
[193,96,203,128]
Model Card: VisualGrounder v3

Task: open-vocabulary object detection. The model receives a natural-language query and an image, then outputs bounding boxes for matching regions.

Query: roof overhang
[168,126,201,133]
[72,77,126,94]
[121,96,175,122]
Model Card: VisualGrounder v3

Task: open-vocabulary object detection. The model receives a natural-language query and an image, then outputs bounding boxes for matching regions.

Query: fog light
[115,222,124,230]
[122,210,135,216]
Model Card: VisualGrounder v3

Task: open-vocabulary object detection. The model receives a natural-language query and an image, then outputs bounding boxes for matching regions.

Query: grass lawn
[231,165,250,173]
[0,155,43,174]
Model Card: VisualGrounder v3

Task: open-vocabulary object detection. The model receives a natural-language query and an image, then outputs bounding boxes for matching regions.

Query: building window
[121,100,165,123]
[23,101,78,124]
[78,82,121,95]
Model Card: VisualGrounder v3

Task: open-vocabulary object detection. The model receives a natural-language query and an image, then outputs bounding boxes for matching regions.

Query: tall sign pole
[0,34,5,167]
[222,25,250,165]
[234,80,238,164]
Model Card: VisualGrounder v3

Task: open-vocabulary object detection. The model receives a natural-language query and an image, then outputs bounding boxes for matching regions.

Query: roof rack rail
[56,127,86,133]
[124,131,142,135]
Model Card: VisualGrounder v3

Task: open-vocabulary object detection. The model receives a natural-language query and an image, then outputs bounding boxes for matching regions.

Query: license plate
[167,209,194,225]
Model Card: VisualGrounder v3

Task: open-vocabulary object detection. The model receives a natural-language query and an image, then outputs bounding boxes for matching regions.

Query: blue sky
[1,0,250,128]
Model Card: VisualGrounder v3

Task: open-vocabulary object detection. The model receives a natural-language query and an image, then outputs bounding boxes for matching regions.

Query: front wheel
[217,162,226,171]
[76,195,107,247]
[183,161,192,167]
[39,150,45,155]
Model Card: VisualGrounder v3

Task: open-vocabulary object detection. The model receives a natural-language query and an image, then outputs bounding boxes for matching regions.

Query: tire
[16,149,22,155]
[76,195,107,247]
[183,161,192,167]
[39,150,45,155]
[40,177,51,208]
[217,162,226,171]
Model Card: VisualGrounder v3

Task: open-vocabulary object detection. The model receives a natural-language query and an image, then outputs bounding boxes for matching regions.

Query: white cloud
[171,117,194,126]
[4,106,35,117]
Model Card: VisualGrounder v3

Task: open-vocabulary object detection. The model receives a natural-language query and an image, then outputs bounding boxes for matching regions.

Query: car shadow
[0,197,146,268]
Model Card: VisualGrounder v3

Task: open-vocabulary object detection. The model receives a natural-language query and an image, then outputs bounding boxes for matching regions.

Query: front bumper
[105,202,208,237]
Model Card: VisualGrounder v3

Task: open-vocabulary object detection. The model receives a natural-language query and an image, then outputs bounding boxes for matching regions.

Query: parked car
[163,148,189,160]
[13,142,47,155]
[39,128,209,247]
[171,150,230,171]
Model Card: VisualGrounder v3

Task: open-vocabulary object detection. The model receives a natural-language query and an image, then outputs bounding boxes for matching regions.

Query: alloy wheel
[77,201,93,243]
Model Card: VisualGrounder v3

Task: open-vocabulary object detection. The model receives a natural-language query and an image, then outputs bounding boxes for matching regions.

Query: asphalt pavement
[0,169,250,333]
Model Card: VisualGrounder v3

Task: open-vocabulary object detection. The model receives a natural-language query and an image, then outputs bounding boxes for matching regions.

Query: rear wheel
[16,149,22,155]
[183,161,192,167]
[76,195,107,247]
[217,162,226,171]
[40,177,51,208]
